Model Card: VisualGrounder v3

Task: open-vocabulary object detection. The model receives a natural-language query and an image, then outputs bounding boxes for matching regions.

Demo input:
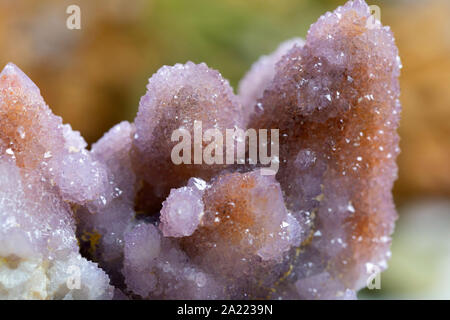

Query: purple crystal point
[0,64,113,299]
[248,0,401,293]
[238,38,304,124]
[159,177,206,238]
[132,62,244,212]
[0,63,112,208]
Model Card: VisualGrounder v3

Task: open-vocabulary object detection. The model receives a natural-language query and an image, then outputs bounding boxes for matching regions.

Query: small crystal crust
[0,0,400,300]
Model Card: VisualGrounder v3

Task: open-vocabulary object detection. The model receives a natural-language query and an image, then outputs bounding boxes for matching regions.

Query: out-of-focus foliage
[384,0,450,201]
[0,0,150,143]
[359,200,450,300]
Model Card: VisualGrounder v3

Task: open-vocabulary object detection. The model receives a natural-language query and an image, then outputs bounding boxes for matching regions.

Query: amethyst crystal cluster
[0,0,400,299]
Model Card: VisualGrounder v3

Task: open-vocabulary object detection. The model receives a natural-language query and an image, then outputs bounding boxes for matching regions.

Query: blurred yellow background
[0,0,448,299]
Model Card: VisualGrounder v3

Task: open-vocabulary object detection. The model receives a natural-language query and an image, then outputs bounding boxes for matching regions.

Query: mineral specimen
[132,61,244,213]
[238,37,304,125]
[75,121,136,282]
[0,63,113,299]
[0,0,401,300]
[246,0,401,293]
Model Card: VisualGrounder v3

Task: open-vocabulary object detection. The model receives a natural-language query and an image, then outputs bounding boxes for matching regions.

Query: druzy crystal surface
[0,0,401,299]
[0,63,113,299]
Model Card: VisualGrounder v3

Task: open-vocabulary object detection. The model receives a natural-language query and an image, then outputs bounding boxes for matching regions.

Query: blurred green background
[0,0,448,299]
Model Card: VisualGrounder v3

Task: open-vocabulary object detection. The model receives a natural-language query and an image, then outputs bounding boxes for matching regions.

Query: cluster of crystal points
[0,0,400,299]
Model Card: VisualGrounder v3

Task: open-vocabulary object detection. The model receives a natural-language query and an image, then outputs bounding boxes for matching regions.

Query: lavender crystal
[0,63,113,299]
[0,0,400,300]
